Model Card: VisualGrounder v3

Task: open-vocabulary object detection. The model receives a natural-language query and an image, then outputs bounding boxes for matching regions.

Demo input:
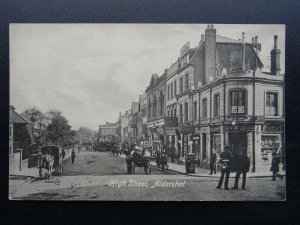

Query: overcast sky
[10,24,285,131]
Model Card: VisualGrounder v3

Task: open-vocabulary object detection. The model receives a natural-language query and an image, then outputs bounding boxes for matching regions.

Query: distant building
[99,122,117,142]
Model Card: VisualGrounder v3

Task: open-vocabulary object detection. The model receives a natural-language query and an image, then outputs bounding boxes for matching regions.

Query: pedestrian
[71,148,76,164]
[270,150,283,181]
[61,149,66,159]
[232,151,250,190]
[216,145,232,190]
[209,148,217,175]
[170,144,176,163]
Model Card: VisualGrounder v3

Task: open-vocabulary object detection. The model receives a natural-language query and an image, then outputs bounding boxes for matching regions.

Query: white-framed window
[202,98,207,119]
[185,73,189,90]
[193,101,197,121]
[266,92,278,116]
[230,90,246,115]
[180,77,183,93]
[214,93,220,117]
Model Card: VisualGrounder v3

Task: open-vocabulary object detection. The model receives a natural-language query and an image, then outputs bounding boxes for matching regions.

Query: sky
[10,24,285,131]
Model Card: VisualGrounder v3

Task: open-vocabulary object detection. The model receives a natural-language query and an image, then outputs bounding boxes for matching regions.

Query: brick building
[99,122,117,142]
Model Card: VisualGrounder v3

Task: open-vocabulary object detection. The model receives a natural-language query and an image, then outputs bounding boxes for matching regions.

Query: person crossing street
[231,151,250,190]
[71,148,76,164]
[209,149,217,175]
[216,146,232,190]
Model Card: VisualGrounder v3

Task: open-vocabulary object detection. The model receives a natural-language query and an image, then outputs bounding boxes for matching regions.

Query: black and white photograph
[9,23,285,201]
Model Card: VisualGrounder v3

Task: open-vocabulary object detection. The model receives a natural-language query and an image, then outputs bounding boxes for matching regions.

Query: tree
[47,111,72,147]
[21,107,50,145]
[75,127,96,145]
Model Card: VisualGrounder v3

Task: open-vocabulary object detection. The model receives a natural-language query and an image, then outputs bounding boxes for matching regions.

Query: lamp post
[231,117,236,126]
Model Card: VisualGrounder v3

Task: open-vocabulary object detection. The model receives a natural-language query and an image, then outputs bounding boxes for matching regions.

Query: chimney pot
[242,32,245,42]
[252,37,254,43]
[255,36,258,43]
[274,35,278,49]
[211,24,214,29]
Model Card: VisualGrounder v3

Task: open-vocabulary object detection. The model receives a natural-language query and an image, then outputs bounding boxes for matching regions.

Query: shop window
[202,98,207,119]
[184,102,188,122]
[193,101,197,121]
[180,77,183,93]
[266,92,278,116]
[261,135,281,164]
[213,134,221,154]
[230,90,246,114]
[185,73,189,90]
[214,94,220,117]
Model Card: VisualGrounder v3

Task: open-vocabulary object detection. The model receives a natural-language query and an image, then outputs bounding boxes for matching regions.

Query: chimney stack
[255,36,258,43]
[270,35,281,76]
[242,32,245,42]
[252,37,254,43]
[205,24,217,83]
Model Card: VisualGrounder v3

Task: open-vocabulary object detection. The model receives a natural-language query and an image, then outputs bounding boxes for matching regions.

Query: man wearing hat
[216,145,233,190]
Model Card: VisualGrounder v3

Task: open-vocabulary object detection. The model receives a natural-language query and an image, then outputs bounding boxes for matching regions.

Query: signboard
[262,121,284,132]
[210,125,221,132]
[224,124,254,131]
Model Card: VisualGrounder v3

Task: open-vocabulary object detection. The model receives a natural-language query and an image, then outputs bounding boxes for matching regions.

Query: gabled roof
[10,106,32,124]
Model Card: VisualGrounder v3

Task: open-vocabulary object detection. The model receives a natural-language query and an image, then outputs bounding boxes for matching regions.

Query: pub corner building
[143,25,284,173]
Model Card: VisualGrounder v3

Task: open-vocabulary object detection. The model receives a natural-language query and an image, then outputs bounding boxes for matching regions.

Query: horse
[44,154,55,179]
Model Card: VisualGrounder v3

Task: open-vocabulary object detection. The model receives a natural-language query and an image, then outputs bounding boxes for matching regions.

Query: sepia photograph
[9,23,285,201]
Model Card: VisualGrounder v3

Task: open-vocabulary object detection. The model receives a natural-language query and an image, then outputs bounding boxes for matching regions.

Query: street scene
[9,24,285,201]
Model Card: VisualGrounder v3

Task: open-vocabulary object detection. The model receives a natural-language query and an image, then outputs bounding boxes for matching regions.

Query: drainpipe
[242,32,246,71]
[252,69,256,172]
[223,81,226,148]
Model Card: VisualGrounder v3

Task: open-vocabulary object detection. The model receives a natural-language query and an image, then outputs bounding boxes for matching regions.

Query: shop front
[259,120,284,171]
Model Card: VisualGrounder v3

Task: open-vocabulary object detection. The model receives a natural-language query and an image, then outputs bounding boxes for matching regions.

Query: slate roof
[216,35,243,44]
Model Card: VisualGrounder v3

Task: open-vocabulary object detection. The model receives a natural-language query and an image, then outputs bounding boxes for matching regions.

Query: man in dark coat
[217,146,233,190]
[232,151,250,190]
[71,148,76,164]
[271,151,283,181]
[209,148,217,175]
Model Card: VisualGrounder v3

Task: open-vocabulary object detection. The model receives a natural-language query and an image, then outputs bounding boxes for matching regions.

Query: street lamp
[231,117,236,126]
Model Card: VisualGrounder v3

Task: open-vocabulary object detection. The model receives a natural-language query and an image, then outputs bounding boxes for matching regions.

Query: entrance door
[229,133,247,156]
[202,134,207,159]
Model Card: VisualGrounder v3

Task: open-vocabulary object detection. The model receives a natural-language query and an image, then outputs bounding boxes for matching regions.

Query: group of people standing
[214,146,283,190]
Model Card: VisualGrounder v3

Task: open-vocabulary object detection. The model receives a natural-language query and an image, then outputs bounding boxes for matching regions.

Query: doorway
[228,132,247,156]
[202,134,207,159]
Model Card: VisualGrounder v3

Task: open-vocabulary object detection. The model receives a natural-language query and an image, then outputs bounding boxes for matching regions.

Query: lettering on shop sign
[210,125,221,132]
[225,124,254,131]
[262,122,284,132]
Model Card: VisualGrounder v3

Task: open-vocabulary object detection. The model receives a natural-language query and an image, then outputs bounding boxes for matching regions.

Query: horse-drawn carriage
[35,145,64,179]
[126,146,152,174]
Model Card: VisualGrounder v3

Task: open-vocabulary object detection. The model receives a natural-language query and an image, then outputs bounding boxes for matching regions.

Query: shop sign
[224,124,254,131]
[262,121,284,132]
[165,127,176,135]
[210,125,221,132]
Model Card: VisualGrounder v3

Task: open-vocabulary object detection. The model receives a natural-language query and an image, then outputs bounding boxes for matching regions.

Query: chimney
[252,37,254,43]
[242,32,245,42]
[201,34,205,41]
[205,24,217,83]
[270,35,281,75]
[255,36,258,43]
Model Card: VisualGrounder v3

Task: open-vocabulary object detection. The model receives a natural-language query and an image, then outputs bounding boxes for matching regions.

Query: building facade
[99,122,117,142]
[118,25,284,173]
